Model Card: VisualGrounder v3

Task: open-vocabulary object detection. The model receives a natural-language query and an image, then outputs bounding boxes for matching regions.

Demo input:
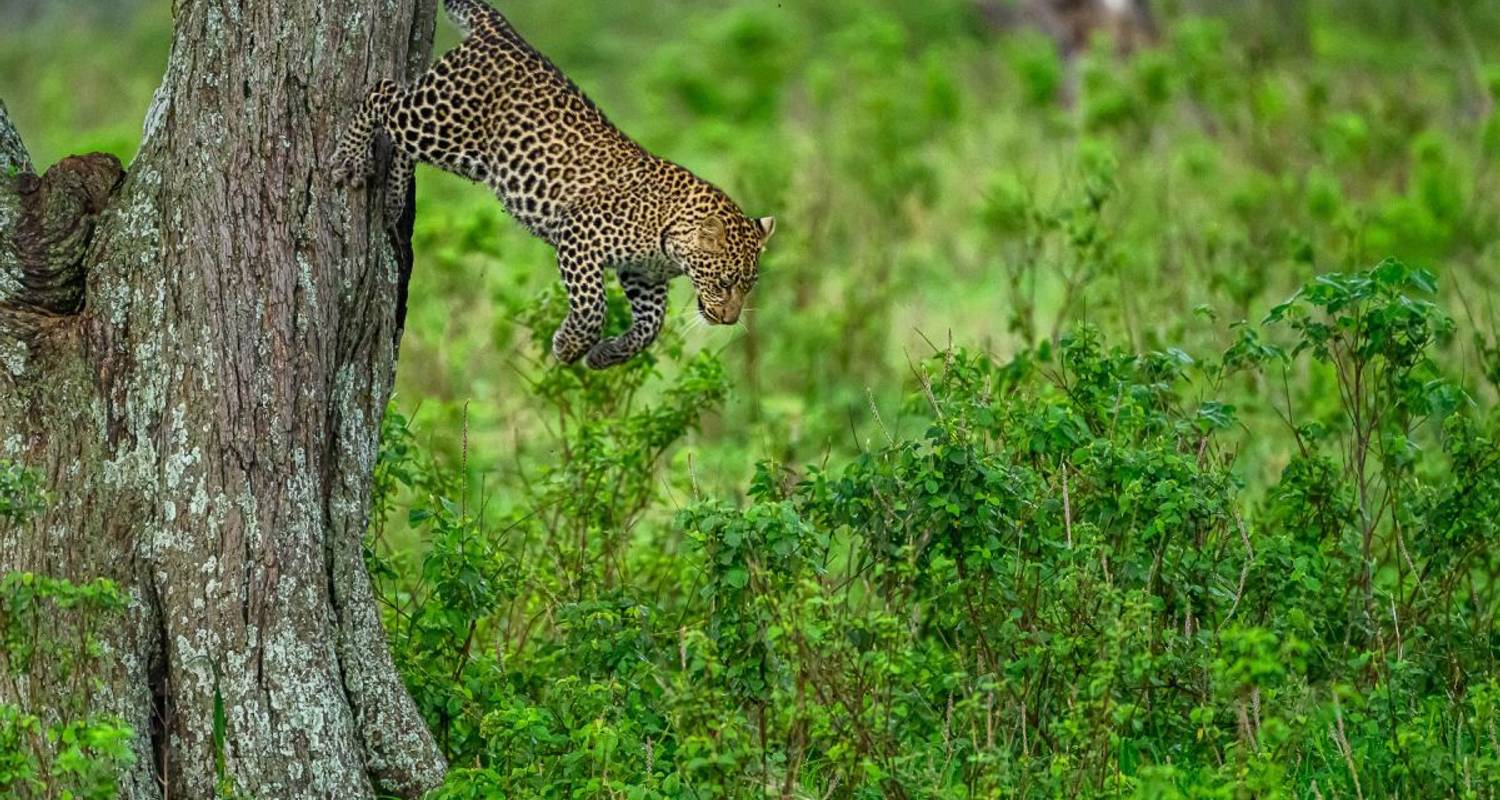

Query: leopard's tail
[442,0,507,37]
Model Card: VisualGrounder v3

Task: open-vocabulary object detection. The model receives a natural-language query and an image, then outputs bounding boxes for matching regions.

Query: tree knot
[3,152,125,317]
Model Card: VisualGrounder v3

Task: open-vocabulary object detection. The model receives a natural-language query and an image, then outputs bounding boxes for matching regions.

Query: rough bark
[0,2,443,798]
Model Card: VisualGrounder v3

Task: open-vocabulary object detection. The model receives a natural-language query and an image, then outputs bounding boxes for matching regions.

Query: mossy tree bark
[0,1,442,797]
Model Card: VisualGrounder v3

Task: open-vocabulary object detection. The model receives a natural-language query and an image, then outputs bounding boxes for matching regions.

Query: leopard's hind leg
[333,42,495,223]
[382,51,496,186]
[331,79,403,189]
[383,149,415,228]
[332,79,419,225]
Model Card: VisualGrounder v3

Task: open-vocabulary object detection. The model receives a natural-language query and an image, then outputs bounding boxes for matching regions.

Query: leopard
[330,0,776,369]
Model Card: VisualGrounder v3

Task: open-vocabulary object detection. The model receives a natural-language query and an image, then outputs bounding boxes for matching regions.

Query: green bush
[0,464,133,800]
[370,262,1500,797]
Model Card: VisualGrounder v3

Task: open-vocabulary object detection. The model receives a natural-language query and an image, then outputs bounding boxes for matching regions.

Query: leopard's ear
[757,216,776,242]
[698,216,728,253]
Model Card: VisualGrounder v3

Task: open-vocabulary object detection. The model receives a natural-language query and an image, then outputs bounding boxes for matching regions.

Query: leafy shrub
[0,462,44,525]
[372,262,1500,797]
[0,463,133,800]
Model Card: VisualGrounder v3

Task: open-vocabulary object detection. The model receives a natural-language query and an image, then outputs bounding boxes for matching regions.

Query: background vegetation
[4,0,1500,796]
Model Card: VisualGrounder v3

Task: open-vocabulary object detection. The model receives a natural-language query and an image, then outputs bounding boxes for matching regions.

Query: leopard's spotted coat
[332,0,775,368]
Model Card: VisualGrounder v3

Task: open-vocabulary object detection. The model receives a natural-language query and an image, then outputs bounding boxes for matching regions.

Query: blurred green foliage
[6,0,1500,796]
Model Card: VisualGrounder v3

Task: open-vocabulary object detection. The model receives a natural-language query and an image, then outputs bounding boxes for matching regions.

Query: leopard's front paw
[552,327,594,365]
[584,338,636,370]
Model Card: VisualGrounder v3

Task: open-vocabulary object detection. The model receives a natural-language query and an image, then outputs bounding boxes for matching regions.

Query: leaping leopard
[331,0,776,369]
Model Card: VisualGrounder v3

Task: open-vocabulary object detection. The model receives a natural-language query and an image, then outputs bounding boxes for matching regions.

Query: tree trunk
[0,1,443,797]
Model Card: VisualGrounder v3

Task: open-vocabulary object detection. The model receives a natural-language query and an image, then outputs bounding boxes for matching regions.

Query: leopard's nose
[715,294,744,325]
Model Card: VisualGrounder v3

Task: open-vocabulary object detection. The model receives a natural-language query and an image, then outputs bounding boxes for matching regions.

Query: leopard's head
[666,200,775,325]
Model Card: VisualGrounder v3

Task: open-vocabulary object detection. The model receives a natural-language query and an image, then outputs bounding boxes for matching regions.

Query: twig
[1062,464,1074,549]
[1217,514,1255,632]
[867,388,895,445]
[905,350,943,420]
[1331,694,1365,800]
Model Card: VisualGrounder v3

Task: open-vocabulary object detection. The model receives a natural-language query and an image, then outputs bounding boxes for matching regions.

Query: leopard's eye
[719,276,735,291]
